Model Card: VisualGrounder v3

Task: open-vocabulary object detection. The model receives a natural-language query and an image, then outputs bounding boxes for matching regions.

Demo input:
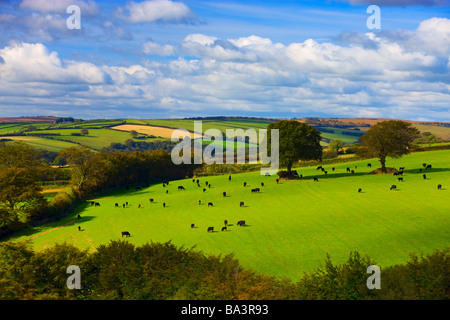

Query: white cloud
[121,0,196,24]
[0,16,449,121]
[0,42,106,84]
[143,41,176,56]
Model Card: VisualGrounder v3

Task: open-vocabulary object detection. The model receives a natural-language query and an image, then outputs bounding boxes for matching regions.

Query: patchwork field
[10,149,450,280]
[111,124,198,139]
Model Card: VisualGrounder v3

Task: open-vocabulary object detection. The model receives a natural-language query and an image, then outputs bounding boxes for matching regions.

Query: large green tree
[358,120,420,173]
[267,120,322,174]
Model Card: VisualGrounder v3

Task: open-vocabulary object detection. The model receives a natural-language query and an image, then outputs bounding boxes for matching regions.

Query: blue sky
[0,0,449,120]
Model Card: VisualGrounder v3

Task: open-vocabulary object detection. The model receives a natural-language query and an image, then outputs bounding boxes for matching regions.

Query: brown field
[110,124,201,139]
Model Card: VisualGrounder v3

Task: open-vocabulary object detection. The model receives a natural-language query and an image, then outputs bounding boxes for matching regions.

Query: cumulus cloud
[143,41,176,56]
[119,0,197,24]
[0,17,449,120]
[0,42,106,84]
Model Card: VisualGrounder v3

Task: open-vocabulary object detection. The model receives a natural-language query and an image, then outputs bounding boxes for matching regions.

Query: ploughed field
[12,150,450,280]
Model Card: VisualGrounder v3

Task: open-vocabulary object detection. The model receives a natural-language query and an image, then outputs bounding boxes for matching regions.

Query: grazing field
[2,136,81,152]
[10,149,450,280]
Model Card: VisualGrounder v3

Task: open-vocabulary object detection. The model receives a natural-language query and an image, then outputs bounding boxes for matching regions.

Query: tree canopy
[267,120,322,173]
[358,120,420,173]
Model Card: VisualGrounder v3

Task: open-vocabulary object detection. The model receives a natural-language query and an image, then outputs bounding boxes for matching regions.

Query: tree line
[0,141,199,237]
[0,240,448,300]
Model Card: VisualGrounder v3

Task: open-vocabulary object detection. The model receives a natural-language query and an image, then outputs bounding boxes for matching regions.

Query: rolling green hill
[9,149,450,280]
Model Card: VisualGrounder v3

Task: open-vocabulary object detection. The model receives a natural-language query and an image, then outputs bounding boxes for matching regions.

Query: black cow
[437,184,442,190]
[205,181,208,186]
[229,175,231,181]
[313,177,319,182]
[149,198,154,203]
[423,174,427,180]
[178,186,185,190]
[224,220,228,226]
[393,172,399,176]
[90,201,95,206]
[77,214,81,219]
[367,163,372,167]
[423,163,427,168]
[95,202,100,206]
[191,224,195,228]
[332,167,335,171]
[317,166,323,170]
[399,167,405,171]
[203,188,206,192]
[198,200,201,205]
[261,182,264,187]
[237,220,245,226]
[207,227,214,232]
[240,201,244,207]
[358,188,362,193]
[243,182,247,187]
[115,203,119,207]
[163,203,166,207]
[346,167,351,173]
[221,226,227,232]
[426,164,432,169]
[122,231,131,237]
[166,190,169,194]
[390,185,397,190]
[223,192,227,197]
[208,202,213,207]
[123,204,125,208]
[78,226,81,231]
[276,178,279,184]
[398,177,403,182]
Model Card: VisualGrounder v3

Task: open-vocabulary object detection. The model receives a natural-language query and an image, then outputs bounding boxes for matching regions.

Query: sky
[0,0,449,121]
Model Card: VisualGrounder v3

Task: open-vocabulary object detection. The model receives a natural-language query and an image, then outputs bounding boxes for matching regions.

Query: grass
[9,149,450,280]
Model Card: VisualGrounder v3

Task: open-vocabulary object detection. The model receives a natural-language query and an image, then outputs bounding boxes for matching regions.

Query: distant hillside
[0,116,59,123]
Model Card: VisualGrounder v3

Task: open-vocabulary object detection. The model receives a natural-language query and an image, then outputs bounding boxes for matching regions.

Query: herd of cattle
[81,161,444,238]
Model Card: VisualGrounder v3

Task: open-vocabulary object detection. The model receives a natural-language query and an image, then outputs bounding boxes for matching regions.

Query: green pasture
[25,128,164,151]
[10,149,450,280]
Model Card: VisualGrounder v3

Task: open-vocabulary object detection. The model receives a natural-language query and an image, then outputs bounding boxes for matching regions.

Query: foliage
[0,142,47,234]
[357,121,420,173]
[0,240,448,300]
[267,120,322,173]
[328,139,344,154]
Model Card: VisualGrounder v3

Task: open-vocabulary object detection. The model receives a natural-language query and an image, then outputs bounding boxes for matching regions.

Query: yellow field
[110,124,201,139]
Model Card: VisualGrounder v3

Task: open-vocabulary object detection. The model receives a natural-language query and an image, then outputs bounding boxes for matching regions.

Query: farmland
[1,117,449,152]
[9,149,450,280]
